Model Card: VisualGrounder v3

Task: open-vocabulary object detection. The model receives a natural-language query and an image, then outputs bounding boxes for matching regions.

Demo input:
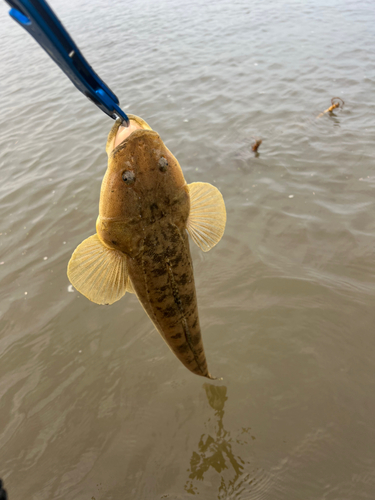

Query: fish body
[128,221,209,376]
[68,115,226,378]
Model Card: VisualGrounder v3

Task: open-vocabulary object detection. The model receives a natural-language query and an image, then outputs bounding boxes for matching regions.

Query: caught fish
[67,115,226,378]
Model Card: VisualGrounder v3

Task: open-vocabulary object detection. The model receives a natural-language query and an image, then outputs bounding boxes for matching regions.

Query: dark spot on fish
[144,235,160,256]
[150,202,159,211]
[171,253,183,267]
[192,317,198,329]
[160,285,169,292]
[157,294,168,303]
[111,240,118,246]
[152,253,163,264]
[181,292,194,307]
[178,273,188,286]
[152,267,167,277]
[122,170,135,184]
[177,343,189,354]
[163,306,177,318]
[158,156,168,172]
[171,333,182,340]
[144,247,153,258]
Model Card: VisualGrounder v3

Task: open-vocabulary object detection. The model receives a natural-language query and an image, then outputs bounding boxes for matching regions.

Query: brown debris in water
[317,97,345,118]
[251,137,262,152]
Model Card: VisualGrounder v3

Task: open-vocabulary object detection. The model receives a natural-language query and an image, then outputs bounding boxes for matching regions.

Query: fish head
[97,121,190,256]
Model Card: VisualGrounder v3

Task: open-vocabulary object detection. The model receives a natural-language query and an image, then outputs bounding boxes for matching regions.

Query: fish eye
[158,157,168,172]
[122,170,135,184]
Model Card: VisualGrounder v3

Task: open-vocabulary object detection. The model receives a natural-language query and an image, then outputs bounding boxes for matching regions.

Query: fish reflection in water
[184,384,255,497]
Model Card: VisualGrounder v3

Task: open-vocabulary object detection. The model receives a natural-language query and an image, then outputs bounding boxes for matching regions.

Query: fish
[67,114,226,378]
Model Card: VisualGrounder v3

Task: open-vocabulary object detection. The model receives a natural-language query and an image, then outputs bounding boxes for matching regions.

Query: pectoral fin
[186,182,226,252]
[67,234,128,305]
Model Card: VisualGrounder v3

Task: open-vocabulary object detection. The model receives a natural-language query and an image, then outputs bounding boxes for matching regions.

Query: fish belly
[127,222,212,378]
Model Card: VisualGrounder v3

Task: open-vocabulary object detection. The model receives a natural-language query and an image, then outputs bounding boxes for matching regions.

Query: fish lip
[109,129,160,159]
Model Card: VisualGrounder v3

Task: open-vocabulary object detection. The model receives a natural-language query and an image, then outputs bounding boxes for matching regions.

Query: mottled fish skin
[128,222,210,378]
[97,119,213,378]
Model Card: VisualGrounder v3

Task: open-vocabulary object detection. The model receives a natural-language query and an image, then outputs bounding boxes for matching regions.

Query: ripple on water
[1,0,375,499]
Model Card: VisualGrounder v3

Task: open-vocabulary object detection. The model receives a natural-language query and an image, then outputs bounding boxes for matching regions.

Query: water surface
[1,0,375,498]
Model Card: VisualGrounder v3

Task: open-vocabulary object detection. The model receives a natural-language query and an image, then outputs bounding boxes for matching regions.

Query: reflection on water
[185,384,255,497]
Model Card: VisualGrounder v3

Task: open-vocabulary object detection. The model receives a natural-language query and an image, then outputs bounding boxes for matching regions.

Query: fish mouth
[112,120,143,150]
[109,114,153,153]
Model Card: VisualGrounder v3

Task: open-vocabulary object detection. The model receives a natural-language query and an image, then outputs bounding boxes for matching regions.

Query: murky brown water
[1,0,375,498]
